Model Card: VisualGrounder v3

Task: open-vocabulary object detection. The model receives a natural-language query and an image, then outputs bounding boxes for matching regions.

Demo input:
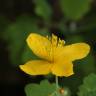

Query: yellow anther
[52,34,58,46]
[46,35,49,39]
[46,35,51,41]
[61,40,65,45]
[58,38,65,47]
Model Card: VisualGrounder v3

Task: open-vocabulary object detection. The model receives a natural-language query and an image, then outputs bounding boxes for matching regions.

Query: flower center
[46,34,65,62]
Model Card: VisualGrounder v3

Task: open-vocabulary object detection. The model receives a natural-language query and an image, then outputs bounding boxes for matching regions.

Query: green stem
[56,76,59,90]
[55,76,59,96]
[50,76,59,96]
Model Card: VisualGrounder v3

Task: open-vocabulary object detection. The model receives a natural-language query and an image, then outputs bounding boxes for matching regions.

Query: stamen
[45,35,55,62]
[45,45,53,62]
[58,38,65,47]
[52,34,58,46]
[46,34,65,61]
[46,35,51,41]
[46,35,49,39]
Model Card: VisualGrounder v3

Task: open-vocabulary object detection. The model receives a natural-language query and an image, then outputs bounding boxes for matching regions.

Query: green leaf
[4,15,50,66]
[34,0,52,20]
[78,73,96,96]
[4,15,37,66]
[78,53,95,75]
[25,80,56,96]
[60,0,91,20]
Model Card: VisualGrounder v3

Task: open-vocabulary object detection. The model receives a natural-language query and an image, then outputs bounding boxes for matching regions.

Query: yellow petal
[51,61,74,77]
[54,43,90,61]
[19,60,52,75]
[26,33,52,61]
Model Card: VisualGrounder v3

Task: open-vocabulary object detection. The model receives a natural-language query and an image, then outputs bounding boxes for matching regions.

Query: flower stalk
[55,76,59,96]
[56,76,59,90]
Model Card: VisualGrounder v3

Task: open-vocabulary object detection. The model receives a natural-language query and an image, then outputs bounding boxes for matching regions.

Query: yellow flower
[19,33,90,77]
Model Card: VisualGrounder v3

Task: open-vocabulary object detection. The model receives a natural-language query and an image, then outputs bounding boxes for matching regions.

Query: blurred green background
[0,0,96,96]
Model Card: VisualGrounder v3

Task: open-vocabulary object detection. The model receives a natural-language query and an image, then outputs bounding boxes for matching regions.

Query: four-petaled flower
[19,33,90,77]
